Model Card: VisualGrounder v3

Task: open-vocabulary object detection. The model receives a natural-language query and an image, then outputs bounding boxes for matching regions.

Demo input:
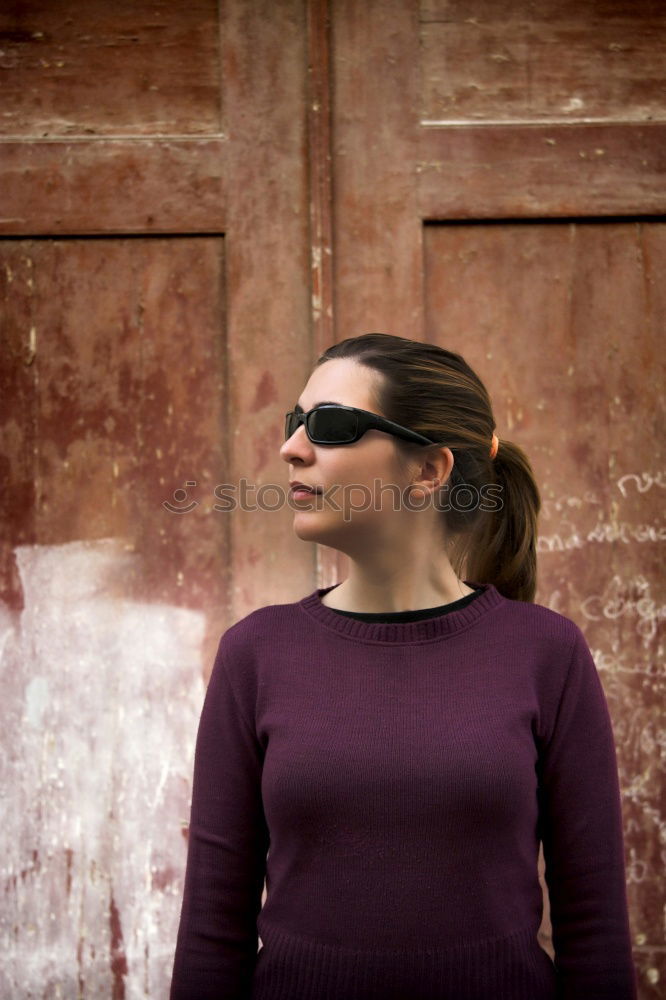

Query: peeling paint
[0,538,206,997]
[24,675,49,728]
[24,325,37,366]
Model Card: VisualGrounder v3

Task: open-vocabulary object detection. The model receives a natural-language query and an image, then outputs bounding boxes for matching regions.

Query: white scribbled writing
[616,471,666,499]
[581,576,665,646]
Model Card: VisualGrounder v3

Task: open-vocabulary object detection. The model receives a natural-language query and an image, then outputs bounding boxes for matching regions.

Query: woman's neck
[320,565,473,614]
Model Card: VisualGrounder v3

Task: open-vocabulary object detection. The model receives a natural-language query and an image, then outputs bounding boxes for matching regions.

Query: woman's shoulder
[495,588,589,653]
[218,593,306,654]
[209,597,305,698]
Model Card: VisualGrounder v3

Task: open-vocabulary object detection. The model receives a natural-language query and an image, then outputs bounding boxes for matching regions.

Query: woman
[170,333,637,999]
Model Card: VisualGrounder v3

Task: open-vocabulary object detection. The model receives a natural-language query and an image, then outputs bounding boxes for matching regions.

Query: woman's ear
[413,446,453,493]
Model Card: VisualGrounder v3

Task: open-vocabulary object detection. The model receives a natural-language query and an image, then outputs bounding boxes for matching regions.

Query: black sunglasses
[284,403,440,447]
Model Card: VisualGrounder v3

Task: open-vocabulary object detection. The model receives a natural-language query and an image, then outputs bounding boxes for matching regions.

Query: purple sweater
[169,581,637,1000]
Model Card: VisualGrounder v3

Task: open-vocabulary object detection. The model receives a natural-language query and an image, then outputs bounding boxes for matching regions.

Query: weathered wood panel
[418,123,666,219]
[424,220,666,992]
[0,0,221,136]
[421,0,666,123]
[0,538,206,998]
[0,236,229,652]
[0,138,227,235]
[0,236,228,995]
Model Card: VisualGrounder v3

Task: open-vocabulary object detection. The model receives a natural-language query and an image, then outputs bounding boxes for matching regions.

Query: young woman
[170,333,637,999]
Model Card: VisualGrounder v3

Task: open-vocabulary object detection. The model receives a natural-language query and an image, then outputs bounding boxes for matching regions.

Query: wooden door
[0,2,314,996]
[1,1,663,996]
[324,0,665,993]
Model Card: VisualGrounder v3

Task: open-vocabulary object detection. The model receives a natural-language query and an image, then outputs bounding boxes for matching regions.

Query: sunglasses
[284,403,440,447]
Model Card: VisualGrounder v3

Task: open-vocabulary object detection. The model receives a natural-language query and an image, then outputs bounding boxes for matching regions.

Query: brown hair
[315,332,541,603]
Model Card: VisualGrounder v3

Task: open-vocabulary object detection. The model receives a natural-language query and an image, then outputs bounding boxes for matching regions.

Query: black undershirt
[325,585,484,623]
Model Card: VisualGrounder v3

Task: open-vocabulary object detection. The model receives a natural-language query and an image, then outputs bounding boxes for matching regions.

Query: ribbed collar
[298,580,505,644]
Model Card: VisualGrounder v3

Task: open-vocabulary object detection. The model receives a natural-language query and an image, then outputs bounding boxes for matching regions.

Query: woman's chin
[291,512,338,543]
[292,518,326,542]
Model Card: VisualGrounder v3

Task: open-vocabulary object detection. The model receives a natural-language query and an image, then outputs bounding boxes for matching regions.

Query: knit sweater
[169,581,637,1000]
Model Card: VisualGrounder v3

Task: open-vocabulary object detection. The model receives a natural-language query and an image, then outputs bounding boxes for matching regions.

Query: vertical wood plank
[222,0,314,620]
[332,0,425,340]
[306,0,345,588]
[307,0,335,351]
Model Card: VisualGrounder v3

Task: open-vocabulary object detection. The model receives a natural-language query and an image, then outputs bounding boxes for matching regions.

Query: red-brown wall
[1,2,663,995]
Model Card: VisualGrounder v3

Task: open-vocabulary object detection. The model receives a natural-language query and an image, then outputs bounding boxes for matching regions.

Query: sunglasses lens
[285,407,360,443]
[309,408,357,443]
[285,414,297,439]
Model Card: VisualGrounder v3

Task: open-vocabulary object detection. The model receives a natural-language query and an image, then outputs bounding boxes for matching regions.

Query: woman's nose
[280,424,313,462]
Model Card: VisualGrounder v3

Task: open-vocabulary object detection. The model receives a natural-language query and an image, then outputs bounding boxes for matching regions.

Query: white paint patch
[0,538,207,998]
[24,675,49,728]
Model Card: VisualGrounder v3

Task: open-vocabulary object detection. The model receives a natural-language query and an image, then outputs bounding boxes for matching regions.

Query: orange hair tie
[490,432,499,460]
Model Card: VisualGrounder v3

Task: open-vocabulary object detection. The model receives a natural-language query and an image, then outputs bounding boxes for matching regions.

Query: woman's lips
[292,488,319,500]
[289,481,323,495]
[289,482,325,504]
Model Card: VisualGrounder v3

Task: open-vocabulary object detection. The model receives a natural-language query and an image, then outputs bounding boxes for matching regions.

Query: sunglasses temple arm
[380,419,437,447]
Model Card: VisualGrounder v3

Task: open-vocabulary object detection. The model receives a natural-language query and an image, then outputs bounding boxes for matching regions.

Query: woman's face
[279,358,420,555]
